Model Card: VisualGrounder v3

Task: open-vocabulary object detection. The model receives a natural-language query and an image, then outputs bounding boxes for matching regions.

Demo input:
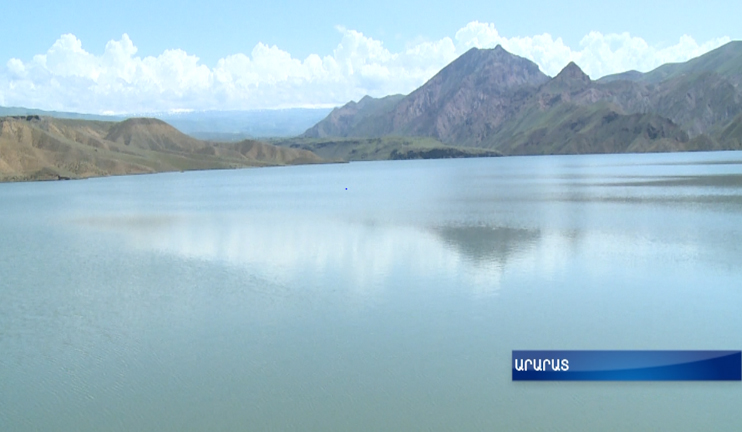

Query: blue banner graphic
[512,350,741,381]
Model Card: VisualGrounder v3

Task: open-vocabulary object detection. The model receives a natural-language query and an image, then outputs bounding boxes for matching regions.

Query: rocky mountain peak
[432,45,550,93]
[554,62,591,84]
[357,95,374,106]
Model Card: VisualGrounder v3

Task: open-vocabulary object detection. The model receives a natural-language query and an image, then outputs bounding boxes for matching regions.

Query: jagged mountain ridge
[304,46,550,145]
[304,41,742,155]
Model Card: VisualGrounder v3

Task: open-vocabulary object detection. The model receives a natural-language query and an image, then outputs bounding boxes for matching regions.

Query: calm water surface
[1,152,742,431]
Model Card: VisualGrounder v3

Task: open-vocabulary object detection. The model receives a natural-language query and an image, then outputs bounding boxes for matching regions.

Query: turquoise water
[1,152,742,431]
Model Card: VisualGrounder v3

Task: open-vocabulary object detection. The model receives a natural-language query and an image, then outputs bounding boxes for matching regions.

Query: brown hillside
[0,116,325,182]
[105,117,207,153]
[0,117,154,180]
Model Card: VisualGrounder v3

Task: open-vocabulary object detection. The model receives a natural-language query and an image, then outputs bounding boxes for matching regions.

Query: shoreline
[3,148,742,185]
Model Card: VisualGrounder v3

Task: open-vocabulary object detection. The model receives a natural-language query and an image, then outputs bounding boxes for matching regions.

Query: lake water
[1,152,742,431]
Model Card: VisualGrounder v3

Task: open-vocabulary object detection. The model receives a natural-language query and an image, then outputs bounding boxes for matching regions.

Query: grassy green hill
[274,136,500,161]
[599,41,742,85]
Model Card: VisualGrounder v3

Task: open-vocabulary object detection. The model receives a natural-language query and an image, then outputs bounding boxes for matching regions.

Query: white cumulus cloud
[0,23,732,114]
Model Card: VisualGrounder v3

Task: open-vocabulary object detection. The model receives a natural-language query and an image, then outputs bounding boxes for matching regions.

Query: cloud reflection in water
[83,214,547,301]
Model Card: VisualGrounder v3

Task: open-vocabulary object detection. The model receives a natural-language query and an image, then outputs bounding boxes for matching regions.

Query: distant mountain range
[0,116,322,182]
[0,107,332,140]
[156,109,333,140]
[303,41,742,155]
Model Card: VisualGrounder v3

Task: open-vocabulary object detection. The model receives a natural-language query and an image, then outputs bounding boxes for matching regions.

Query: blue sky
[0,0,738,113]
